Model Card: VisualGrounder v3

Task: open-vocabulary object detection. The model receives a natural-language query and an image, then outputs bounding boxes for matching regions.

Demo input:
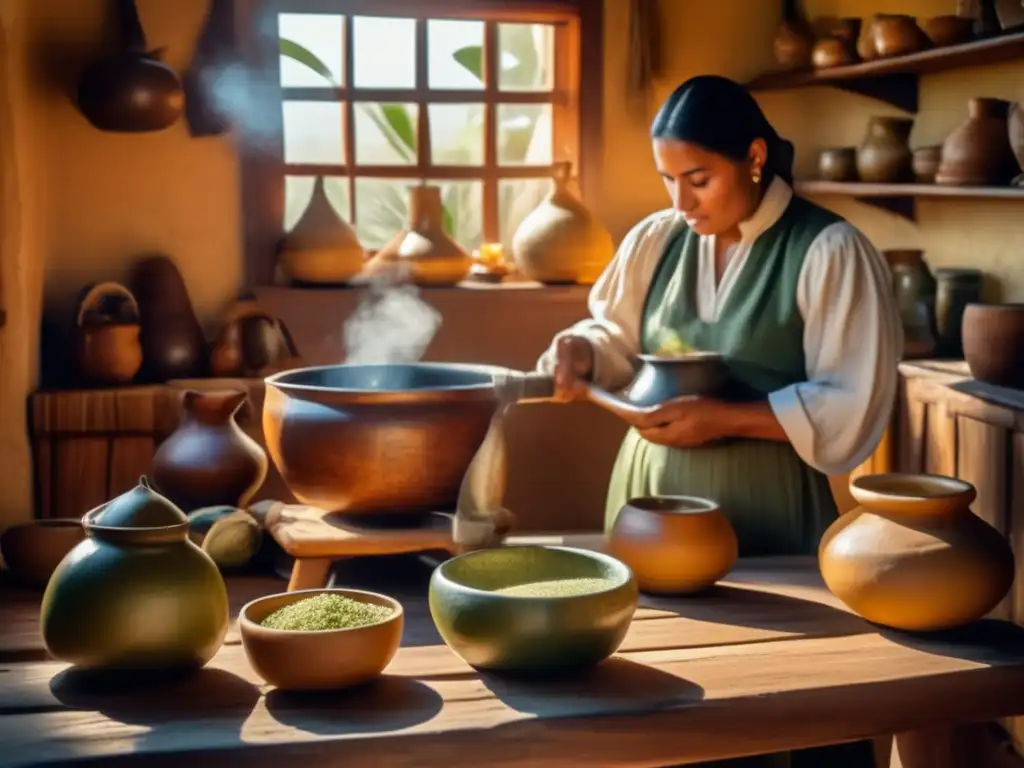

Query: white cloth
[536,178,904,477]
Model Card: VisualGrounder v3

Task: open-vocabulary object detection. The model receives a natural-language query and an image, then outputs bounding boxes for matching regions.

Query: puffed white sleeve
[767,221,904,476]
[535,211,678,391]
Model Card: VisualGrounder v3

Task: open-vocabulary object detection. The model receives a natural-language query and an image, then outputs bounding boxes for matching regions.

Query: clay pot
[278,177,365,284]
[0,519,85,588]
[210,305,301,378]
[935,267,984,356]
[857,23,878,61]
[772,0,814,70]
[962,303,1024,389]
[818,147,858,181]
[856,116,915,183]
[74,281,143,386]
[41,478,229,671]
[937,98,1020,186]
[912,145,942,183]
[819,473,1015,632]
[812,38,855,69]
[152,389,268,511]
[883,250,938,359]
[1006,100,1024,185]
[921,15,975,47]
[76,0,183,132]
[511,162,615,285]
[871,14,931,58]
[365,185,473,286]
[608,496,738,594]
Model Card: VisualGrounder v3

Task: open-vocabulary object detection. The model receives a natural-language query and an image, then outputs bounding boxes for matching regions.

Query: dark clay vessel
[153,389,268,511]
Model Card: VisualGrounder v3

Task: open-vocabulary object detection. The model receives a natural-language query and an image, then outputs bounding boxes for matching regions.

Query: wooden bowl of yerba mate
[239,588,404,691]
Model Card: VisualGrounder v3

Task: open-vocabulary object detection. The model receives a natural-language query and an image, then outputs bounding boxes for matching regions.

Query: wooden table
[2,534,1024,768]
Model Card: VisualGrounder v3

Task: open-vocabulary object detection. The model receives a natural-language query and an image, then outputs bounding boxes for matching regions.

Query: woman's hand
[553,335,594,402]
[631,396,726,448]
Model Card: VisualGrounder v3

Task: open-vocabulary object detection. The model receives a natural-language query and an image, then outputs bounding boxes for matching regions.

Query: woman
[538,75,902,767]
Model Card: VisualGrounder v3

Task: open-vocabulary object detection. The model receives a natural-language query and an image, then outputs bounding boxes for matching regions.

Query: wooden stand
[264,503,460,591]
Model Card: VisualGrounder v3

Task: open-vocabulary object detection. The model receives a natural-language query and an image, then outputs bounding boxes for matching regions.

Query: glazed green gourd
[40,477,229,672]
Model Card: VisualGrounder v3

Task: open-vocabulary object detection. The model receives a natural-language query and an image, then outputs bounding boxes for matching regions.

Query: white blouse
[535,177,904,477]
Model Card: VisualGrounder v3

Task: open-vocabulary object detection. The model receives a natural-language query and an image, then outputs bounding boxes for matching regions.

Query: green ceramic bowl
[428,545,638,673]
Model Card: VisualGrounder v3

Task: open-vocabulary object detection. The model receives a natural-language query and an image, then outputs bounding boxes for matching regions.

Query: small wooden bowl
[239,588,404,691]
[608,496,738,594]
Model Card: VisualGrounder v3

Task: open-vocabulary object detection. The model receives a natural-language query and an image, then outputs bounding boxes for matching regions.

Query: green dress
[606,196,876,768]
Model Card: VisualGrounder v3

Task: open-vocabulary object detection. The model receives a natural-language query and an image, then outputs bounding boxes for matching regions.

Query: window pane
[428,20,484,90]
[498,24,555,92]
[430,180,483,252]
[282,101,344,165]
[499,178,551,247]
[354,177,419,249]
[353,17,416,89]
[497,104,552,165]
[285,175,351,232]
[279,13,344,87]
[354,103,418,166]
[429,104,483,166]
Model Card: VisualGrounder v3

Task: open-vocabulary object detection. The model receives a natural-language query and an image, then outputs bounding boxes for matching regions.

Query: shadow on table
[264,675,443,735]
[878,619,1024,664]
[478,656,704,718]
[638,584,870,637]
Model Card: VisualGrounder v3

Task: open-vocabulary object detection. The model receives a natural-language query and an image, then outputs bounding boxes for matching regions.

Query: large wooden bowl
[428,545,638,673]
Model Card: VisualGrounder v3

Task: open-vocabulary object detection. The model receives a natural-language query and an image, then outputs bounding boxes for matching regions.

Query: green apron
[607,197,875,767]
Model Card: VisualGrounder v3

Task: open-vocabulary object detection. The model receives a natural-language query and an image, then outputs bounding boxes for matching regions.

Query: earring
[751,166,762,184]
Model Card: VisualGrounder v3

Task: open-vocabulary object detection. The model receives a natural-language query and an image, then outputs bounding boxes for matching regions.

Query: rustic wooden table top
[2,533,1024,767]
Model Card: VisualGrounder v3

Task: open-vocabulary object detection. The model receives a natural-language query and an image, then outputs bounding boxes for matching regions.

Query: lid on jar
[88,477,188,529]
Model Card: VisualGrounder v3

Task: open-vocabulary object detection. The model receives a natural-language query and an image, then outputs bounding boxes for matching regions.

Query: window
[240,0,602,285]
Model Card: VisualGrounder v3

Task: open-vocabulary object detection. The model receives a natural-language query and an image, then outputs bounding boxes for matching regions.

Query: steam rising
[343,275,442,365]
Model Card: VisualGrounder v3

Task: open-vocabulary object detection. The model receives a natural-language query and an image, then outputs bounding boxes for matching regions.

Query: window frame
[236,0,604,286]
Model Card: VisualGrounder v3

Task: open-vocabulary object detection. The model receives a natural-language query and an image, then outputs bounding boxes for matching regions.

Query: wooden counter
[2,534,1024,767]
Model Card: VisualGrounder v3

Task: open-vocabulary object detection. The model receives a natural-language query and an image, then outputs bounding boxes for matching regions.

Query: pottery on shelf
[152,389,269,511]
[510,162,615,285]
[936,98,1020,186]
[608,496,738,594]
[870,14,931,58]
[962,303,1024,389]
[772,0,814,70]
[856,116,915,184]
[74,281,143,387]
[935,267,984,356]
[883,250,938,359]
[1007,100,1024,185]
[0,519,85,588]
[40,478,229,671]
[818,147,858,182]
[812,18,861,69]
[912,145,942,183]
[921,15,975,47]
[365,185,473,286]
[819,473,1015,632]
[278,177,365,285]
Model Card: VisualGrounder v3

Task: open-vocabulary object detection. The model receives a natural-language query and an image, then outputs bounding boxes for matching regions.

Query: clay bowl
[0,519,85,588]
[429,545,638,673]
[962,303,1024,389]
[818,147,858,181]
[608,496,737,595]
[912,145,942,183]
[239,588,404,691]
[921,15,975,47]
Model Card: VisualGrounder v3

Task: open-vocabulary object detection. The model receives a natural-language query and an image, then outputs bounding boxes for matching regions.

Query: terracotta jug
[936,98,1020,186]
[819,473,1014,632]
[511,162,615,285]
[772,0,814,70]
[856,116,914,183]
[74,281,143,386]
[152,389,268,511]
[278,176,365,284]
[365,184,473,286]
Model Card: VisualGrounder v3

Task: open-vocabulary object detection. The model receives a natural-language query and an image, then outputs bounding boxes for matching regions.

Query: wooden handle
[76,281,140,327]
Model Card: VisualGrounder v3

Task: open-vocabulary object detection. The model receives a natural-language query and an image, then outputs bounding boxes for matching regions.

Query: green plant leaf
[380,104,416,153]
[453,45,483,81]
[358,105,414,161]
[279,39,337,85]
[442,204,455,235]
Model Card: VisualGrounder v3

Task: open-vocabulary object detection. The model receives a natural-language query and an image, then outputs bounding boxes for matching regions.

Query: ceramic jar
[962,303,1024,389]
[40,478,229,671]
[772,0,814,70]
[74,281,143,386]
[819,473,1014,632]
[818,147,858,181]
[870,14,930,58]
[935,268,983,356]
[884,250,937,359]
[366,185,473,286]
[912,145,942,183]
[937,98,1020,186]
[856,117,914,183]
[511,162,615,284]
[1009,100,1024,184]
[279,177,365,284]
[608,496,738,594]
[152,389,269,511]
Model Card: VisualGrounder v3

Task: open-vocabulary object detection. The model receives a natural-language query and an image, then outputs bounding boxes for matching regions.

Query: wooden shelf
[794,180,1024,221]
[747,30,1024,112]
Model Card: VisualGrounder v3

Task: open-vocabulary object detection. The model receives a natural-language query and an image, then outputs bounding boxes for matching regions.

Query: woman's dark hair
[650,74,795,185]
